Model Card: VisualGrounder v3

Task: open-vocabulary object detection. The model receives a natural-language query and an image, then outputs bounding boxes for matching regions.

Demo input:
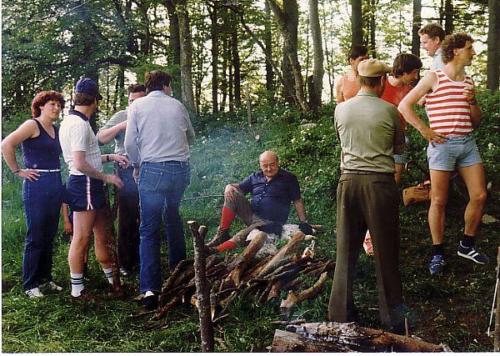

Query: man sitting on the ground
[207,150,313,252]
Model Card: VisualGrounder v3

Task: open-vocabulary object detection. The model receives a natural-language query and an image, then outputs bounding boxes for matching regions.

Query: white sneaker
[47,281,63,291]
[25,287,44,298]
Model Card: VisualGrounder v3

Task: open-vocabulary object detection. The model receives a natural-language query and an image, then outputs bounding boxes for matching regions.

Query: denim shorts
[65,175,106,211]
[427,135,482,171]
[394,135,410,165]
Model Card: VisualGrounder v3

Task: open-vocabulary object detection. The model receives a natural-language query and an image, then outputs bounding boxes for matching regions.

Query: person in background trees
[60,78,128,300]
[419,23,446,70]
[329,59,406,334]
[398,33,488,276]
[335,45,369,103]
[1,91,66,298]
[206,150,313,253]
[97,84,146,277]
[124,71,195,311]
[382,53,423,184]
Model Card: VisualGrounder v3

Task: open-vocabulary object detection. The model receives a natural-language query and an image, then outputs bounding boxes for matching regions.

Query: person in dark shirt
[207,150,313,252]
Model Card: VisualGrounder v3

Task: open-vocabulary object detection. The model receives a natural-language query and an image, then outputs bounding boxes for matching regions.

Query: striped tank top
[424,69,473,136]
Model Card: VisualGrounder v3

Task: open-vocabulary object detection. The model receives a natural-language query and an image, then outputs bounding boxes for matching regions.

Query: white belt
[34,169,61,172]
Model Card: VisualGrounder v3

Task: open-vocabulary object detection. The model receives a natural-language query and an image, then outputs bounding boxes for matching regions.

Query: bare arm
[335,77,345,103]
[293,198,307,223]
[96,121,127,144]
[464,84,482,128]
[73,151,123,188]
[398,72,446,144]
[1,120,41,181]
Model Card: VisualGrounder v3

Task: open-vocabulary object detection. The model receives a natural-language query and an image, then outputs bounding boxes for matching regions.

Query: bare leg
[457,163,487,236]
[69,211,96,274]
[92,209,114,269]
[394,163,404,185]
[428,170,451,245]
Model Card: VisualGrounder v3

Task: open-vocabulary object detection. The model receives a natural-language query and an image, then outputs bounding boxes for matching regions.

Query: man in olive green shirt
[329,59,406,334]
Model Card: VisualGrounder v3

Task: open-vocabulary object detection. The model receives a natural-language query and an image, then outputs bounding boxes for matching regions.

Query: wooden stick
[280,272,329,317]
[495,246,500,352]
[227,231,267,286]
[189,221,214,352]
[257,231,305,277]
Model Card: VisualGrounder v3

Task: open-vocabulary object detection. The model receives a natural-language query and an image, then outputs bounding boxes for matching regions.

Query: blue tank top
[21,119,61,169]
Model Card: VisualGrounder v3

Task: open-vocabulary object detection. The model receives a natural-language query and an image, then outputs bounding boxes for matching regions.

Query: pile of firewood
[146,222,335,326]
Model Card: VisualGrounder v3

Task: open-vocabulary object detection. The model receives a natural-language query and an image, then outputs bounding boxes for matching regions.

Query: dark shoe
[143,291,158,311]
[206,229,230,247]
[120,268,131,277]
[457,244,489,264]
[429,254,445,276]
[71,289,96,302]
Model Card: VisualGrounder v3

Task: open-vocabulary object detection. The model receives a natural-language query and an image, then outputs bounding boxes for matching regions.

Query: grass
[2,104,500,352]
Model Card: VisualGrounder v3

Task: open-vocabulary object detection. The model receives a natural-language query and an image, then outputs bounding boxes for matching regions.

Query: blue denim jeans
[116,165,140,271]
[138,161,190,293]
[22,172,64,290]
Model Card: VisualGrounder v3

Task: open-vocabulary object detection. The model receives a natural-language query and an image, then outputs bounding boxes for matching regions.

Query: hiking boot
[206,228,231,247]
[25,287,44,298]
[428,254,445,276]
[457,243,489,264]
[143,291,159,311]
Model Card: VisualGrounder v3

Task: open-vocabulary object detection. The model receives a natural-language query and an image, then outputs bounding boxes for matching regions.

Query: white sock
[70,273,84,297]
[103,267,114,284]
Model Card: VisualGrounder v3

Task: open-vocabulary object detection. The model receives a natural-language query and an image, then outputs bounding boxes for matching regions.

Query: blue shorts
[65,175,106,212]
[394,135,410,165]
[427,135,482,171]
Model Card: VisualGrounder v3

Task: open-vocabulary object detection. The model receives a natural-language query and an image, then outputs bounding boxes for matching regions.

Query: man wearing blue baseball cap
[60,77,128,300]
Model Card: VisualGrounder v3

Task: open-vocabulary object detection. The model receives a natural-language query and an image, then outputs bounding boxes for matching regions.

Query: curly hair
[31,91,65,118]
[441,33,474,64]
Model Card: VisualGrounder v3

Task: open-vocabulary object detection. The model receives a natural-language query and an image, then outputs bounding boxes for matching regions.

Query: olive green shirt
[334,92,404,173]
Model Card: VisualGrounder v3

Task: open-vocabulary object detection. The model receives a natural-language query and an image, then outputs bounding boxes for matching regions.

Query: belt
[33,169,61,172]
[342,170,393,176]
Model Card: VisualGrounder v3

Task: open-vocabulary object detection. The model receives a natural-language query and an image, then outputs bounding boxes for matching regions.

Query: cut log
[227,231,267,286]
[280,272,329,317]
[272,322,446,352]
[257,231,305,277]
[189,221,214,352]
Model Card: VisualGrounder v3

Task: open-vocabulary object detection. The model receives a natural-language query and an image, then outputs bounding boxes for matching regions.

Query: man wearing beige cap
[329,58,406,333]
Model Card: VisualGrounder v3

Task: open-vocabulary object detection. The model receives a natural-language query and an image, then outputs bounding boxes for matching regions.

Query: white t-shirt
[59,111,103,175]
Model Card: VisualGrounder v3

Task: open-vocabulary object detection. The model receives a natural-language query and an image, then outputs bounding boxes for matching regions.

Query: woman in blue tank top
[1,91,66,298]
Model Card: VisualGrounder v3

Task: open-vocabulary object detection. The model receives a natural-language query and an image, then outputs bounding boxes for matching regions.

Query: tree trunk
[369,0,376,57]
[412,0,421,57]
[444,0,453,34]
[264,0,274,95]
[209,2,219,114]
[268,0,309,112]
[166,0,182,96]
[231,16,241,108]
[177,0,196,114]
[487,0,500,91]
[309,0,323,111]
[351,0,363,47]
[220,36,228,113]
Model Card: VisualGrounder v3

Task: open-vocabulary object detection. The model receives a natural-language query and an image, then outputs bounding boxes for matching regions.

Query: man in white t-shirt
[418,23,445,70]
[60,77,128,299]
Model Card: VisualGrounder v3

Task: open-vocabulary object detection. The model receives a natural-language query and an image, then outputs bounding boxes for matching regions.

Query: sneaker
[457,244,489,264]
[143,291,158,311]
[429,254,445,275]
[47,281,63,291]
[25,287,44,298]
[206,229,230,247]
[120,268,130,277]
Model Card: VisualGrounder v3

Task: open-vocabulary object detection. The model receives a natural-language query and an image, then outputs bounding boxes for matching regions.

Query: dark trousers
[116,165,140,271]
[22,172,63,290]
[328,173,404,331]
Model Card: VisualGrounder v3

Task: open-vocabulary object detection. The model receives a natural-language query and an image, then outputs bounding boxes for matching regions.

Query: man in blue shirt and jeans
[207,150,313,252]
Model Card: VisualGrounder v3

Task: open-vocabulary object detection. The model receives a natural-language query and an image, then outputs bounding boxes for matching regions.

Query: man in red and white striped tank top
[399,33,489,276]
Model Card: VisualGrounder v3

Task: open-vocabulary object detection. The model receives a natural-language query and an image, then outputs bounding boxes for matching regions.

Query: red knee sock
[219,206,235,230]
[216,240,237,253]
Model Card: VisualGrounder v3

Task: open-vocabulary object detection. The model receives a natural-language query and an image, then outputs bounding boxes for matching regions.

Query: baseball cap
[75,77,103,100]
[358,59,392,77]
